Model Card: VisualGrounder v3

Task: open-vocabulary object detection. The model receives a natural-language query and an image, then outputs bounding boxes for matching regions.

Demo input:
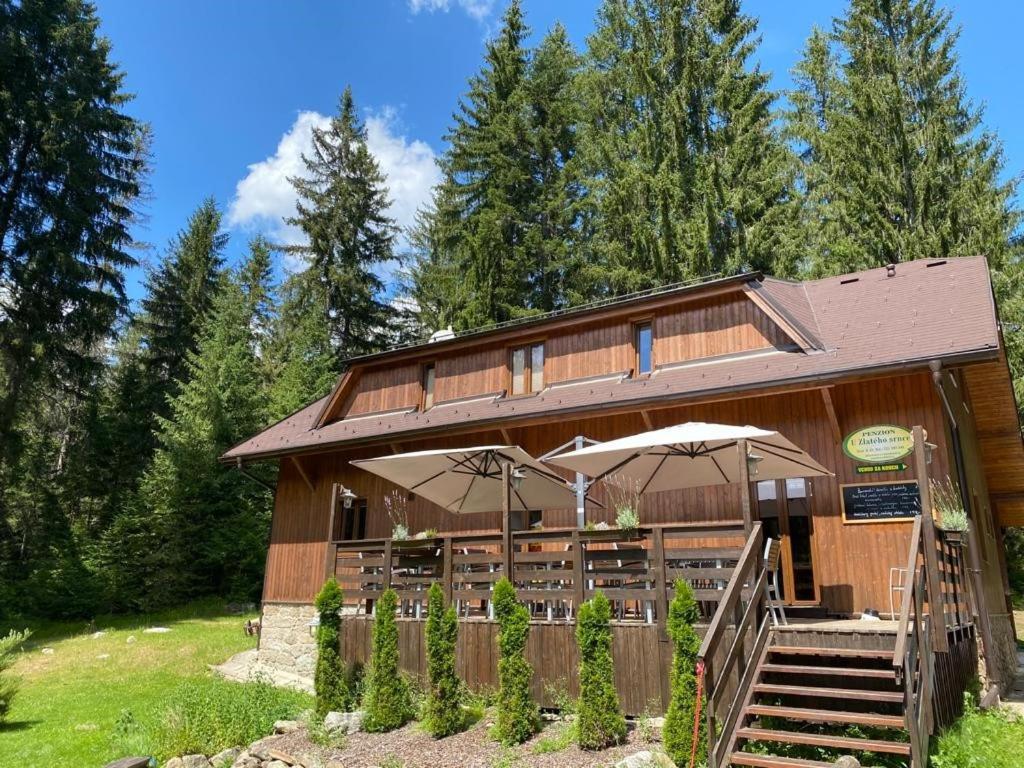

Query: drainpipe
[929,361,1000,691]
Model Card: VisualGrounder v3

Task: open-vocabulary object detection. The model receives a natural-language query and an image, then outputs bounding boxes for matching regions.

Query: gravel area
[268,715,658,768]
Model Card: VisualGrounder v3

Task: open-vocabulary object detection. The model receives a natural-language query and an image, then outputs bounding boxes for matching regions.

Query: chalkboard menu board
[840,481,921,524]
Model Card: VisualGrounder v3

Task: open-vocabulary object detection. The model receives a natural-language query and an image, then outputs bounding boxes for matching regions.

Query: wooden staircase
[726,637,912,767]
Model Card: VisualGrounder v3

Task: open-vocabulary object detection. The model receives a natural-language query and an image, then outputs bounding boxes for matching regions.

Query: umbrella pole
[738,438,754,533]
[501,462,513,578]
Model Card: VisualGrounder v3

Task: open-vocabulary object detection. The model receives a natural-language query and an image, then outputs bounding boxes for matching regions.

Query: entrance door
[755,478,818,604]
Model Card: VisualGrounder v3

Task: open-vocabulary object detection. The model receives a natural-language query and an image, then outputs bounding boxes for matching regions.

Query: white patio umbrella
[351,445,581,514]
[544,422,832,494]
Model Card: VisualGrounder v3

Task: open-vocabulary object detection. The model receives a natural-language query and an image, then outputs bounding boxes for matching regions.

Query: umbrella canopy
[544,422,832,494]
[351,446,580,514]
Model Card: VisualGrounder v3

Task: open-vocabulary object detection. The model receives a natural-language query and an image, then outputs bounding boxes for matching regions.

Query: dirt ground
[265,716,660,768]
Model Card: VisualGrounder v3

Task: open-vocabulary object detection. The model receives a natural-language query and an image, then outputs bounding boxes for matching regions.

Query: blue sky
[92,0,1024,304]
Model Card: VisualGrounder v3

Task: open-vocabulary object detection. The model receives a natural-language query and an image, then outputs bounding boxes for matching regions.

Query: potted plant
[606,475,643,538]
[930,475,969,544]
[384,489,412,543]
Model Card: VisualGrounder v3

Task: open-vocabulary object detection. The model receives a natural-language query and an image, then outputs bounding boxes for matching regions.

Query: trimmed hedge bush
[313,578,351,716]
[425,583,466,738]
[492,577,539,745]
[663,579,705,766]
[575,590,626,749]
[362,588,413,731]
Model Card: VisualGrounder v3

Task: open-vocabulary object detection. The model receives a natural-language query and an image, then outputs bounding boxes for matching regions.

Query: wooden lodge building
[224,256,1024,767]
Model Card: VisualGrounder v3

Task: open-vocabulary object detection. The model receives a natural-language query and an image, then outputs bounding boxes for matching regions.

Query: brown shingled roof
[222,257,1001,464]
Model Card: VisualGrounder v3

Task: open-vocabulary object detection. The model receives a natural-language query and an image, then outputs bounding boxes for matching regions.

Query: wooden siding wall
[337,293,787,418]
[263,371,964,617]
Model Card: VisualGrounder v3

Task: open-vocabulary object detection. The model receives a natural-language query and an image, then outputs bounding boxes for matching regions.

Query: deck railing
[326,520,749,629]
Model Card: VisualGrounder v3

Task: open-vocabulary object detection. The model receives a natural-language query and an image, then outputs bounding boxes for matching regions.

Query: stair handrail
[697,522,765,768]
[892,512,936,768]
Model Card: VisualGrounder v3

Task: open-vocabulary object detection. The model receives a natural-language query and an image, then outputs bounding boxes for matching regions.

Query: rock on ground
[103,758,152,768]
[615,751,676,768]
[144,626,172,634]
[210,747,240,767]
[833,758,861,768]
[323,710,364,735]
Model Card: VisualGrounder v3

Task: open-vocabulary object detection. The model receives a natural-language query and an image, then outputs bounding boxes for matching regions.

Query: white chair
[764,538,787,627]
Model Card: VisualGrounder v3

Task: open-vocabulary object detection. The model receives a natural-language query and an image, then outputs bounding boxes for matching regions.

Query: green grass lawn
[0,600,311,768]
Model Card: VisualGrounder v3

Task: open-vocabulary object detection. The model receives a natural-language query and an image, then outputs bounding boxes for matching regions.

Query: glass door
[755,478,818,605]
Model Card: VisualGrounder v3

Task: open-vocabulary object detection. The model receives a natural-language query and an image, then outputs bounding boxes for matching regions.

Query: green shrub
[663,579,704,766]
[362,589,413,731]
[492,578,539,745]
[933,697,1024,768]
[0,629,30,724]
[425,583,466,737]
[148,676,310,759]
[575,590,626,749]
[314,578,352,716]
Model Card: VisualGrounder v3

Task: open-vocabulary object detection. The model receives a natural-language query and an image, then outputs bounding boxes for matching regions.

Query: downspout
[929,361,1000,692]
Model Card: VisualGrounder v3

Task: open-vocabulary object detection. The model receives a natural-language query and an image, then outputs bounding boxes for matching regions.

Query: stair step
[760,663,897,679]
[769,645,892,659]
[737,726,912,755]
[745,704,905,728]
[753,683,904,703]
[729,754,834,768]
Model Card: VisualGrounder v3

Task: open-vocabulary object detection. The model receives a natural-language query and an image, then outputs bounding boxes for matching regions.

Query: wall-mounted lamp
[511,466,527,491]
[307,615,320,638]
[339,486,358,509]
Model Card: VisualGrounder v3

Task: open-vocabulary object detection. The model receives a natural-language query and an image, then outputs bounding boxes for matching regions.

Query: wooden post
[442,536,453,604]
[651,527,669,638]
[572,529,585,610]
[382,538,393,592]
[323,483,339,581]
[738,438,753,533]
[913,425,948,653]
[501,462,514,580]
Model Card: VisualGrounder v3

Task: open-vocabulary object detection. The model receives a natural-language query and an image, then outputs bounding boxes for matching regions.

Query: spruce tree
[102,239,273,608]
[575,591,627,749]
[582,0,796,290]
[425,583,465,737]
[285,87,397,364]
[363,589,413,732]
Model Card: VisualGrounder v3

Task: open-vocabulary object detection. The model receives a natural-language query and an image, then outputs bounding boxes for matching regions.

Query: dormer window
[510,342,544,395]
[422,363,435,410]
[635,321,653,376]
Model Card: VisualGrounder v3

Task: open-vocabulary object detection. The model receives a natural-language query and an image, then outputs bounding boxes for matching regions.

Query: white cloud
[227,107,441,270]
[408,0,496,22]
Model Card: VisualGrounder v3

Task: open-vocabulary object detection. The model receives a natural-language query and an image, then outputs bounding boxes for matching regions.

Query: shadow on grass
[0,597,257,649]
[0,719,42,732]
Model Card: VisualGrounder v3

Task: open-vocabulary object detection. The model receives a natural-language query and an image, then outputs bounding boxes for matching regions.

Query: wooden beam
[291,456,315,493]
[641,410,654,430]
[820,387,842,444]
[500,428,512,445]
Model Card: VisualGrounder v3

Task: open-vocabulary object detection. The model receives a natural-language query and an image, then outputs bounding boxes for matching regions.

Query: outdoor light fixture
[746,451,765,477]
[511,466,527,491]
[307,615,320,638]
[339,486,357,509]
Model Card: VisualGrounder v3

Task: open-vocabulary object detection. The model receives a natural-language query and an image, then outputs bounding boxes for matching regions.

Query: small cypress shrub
[362,588,413,731]
[425,583,466,737]
[313,578,350,716]
[575,590,626,749]
[492,577,539,745]
[663,579,705,766]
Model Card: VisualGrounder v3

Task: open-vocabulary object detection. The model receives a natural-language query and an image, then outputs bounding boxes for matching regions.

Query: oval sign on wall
[842,425,914,463]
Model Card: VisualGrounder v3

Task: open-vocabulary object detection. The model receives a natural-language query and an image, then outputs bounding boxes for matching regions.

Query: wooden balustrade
[326,520,748,627]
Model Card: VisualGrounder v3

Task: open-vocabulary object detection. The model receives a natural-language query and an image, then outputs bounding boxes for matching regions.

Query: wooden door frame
[755,477,821,606]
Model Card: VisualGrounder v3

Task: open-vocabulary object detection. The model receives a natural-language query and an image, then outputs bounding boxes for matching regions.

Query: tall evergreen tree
[788,0,1019,275]
[100,240,273,608]
[285,87,398,363]
[0,0,146,474]
[582,0,796,290]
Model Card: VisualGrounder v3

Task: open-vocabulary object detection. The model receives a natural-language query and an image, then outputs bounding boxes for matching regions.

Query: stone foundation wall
[257,602,317,680]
